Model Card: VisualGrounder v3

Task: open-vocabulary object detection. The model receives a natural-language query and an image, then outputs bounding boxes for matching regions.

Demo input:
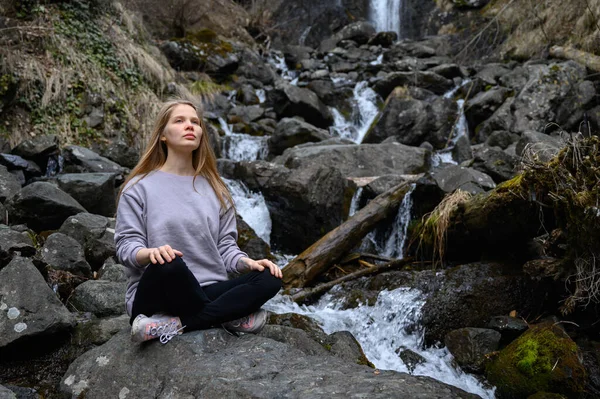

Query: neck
[160,152,195,176]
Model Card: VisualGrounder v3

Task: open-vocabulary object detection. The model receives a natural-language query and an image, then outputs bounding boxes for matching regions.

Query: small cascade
[224,178,272,245]
[264,289,495,399]
[299,26,312,46]
[331,81,380,144]
[348,187,364,217]
[218,117,233,136]
[222,134,269,162]
[267,53,298,85]
[369,0,405,37]
[255,89,266,104]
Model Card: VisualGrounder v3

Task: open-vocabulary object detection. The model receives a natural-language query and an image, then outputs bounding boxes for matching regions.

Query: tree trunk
[282,182,412,288]
[550,46,600,72]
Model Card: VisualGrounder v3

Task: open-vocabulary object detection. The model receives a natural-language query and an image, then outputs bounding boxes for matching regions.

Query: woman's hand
[137,245,183,265]
[240,257,282,279]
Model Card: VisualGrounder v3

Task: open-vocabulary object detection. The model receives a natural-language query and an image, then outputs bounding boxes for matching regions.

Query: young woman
[115,99,282,344]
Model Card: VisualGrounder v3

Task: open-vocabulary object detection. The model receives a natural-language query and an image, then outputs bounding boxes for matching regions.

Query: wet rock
[4,182,86,232]
[474,97,515,143]
[373,71,454,99]
[368,31,398,47]
[0,385,16,399]
[486,322,586,398]
[487,315,529,346]
[56,173,117,217]
[236,215,271,261]
[69,280,126,317]
[485,130,519,150]
[431,165,496,194]
[72,314,129,347]
[363,87,457,149]
[276,142,430,178]
[511,61,586,134]
[555,80,596,131]
[465,88,512,132]
[452,135,473,164]
[236,84,260,105]
[268,118,330,156]
[421,262,530,345]
[100,141,139,169]
[59,328,479,398]
[0,165,21,203]
[42,233,92,278]
[0,257,75,349]
[469,145,518,183]
[515,131,565,162]
[62,145,126,175]
[269,80,333,129]
[444,327,501,373]
[0,226,35,268]
[11,134,59,167]
[397,348,426,374]
[227,104,265,124]
[522,258,565,281]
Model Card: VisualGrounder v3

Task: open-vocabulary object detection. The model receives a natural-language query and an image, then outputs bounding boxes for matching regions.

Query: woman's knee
[258,268,283,295]
[159,255,189,276]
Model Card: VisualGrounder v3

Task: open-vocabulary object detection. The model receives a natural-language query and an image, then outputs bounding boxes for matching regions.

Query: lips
[183,134,196,139]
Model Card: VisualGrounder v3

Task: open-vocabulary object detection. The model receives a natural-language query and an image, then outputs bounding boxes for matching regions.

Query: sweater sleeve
[218,206,248,274]
[115,190,148,270]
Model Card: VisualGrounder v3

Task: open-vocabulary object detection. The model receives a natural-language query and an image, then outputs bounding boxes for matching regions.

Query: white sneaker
[222,309,268,334]
[131,314,184,344]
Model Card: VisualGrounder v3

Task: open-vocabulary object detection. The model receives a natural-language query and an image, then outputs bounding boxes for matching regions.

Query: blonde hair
[118,99,233,211]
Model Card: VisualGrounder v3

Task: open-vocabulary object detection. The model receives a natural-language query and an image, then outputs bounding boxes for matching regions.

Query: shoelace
[148,321,186,344]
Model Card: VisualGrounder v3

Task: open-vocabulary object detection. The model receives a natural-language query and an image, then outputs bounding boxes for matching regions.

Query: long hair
[118,99,233,211]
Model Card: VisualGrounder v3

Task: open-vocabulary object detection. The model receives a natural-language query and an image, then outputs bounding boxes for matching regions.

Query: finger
[149,252,157,264]
[155,250,165,264]
[174,249,184,257]
[159,248,171,263]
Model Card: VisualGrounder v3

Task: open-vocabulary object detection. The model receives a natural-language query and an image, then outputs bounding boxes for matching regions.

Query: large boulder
[0,165,21,203]
[421,262,532,345]
[0,257,75,349]
[362,86,457,148]
[486,322,586,398]
[0,226,36,268]
[62,145,126,175]
[469,145,518,183]
[100,141,139,169]
[372,71,454,99]
[515,131,565,163]
[4,182,86,231]
[269,81,333,129]
[444,327,501,373]
[59,328,479,398]
[319,21,376,52]
[275,142,430,178]
[58,213,115,270]
[11,134,59,170]
[42,233,92,278]
[431,165,496,194]
[69,280,126,317]
[464,88,512,133]
[56,173,117,217]
[268,118,330,156]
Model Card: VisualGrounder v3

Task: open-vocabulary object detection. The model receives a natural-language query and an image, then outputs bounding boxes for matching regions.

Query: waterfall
[369,0,404,37]
[224,178,272,245]
[264,289,495,399]
[348,187,364,217]
[330,81,380,144]
[222,134,269,162]
[267,53,298,85]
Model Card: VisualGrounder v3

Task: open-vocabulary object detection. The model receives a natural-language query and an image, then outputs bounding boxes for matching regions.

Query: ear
[160,136,166,142]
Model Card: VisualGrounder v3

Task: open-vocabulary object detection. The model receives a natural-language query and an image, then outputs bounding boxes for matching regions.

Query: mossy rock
[485,322,586,398]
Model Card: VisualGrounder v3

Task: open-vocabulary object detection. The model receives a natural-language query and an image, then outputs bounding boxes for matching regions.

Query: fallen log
[282,182,412,288]
[550,46,600,72]
[290,257,414,303]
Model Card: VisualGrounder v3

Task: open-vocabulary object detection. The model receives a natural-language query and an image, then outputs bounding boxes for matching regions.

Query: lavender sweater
[115,170,248,316]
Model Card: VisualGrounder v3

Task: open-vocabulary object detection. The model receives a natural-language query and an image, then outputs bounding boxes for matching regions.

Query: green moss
[187,28,218,44]
[0,74,17,97]
[486,323,586,398]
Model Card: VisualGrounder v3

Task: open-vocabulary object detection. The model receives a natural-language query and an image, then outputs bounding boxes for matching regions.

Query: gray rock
[389,40,438,58]
[373,71,454,99]
[498,66,529,90]
[452,135,473,164]
[5,182,86,231]
[422,262,529,345]
[59,213,108,246]
[511,61,586,134]
[465,88,512,132]
[235,84,260,105]
[84,228,116,271]
[0,257,75,349]
[397,348,427,374]
[451,0,490,9]
[487,315,529,346]
[474,97,515,143]
[555,80,596,131]
[11,134,59,160]
[276,142,430,178]
[0,165,21,203]
[363,87,457,149]
[84,106,104,128]
[159,41,201,70]
[319,21,376,52]
[59,329,479,399]
[100,141,139,169]
[268,118,330,156]
[515,131,565,162]
[475,64,511,86]
[72,314,130,347]
[430,64,467,80]
[269,81,333,129]
[444,328,501,373]
[0,154,41,179]
[69,280,126,317]
[236,215,271,261]
[283,45,314,68]
[0,226,35,267]
[227,104,265,124]
[364,175,409,198]
[42,233,92,278]
[62,145,126,174]
[0,385,16,399]
[98,261,126,282]
[235,48,274,86]
[485,130,519,150]
[470,145,518,183]
[56,173,116,217]
[431,165,496,194]
[368,31,398,47]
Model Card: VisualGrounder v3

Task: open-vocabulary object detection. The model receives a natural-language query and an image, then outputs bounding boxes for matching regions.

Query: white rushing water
[331,81,380,144]
[267,53,298,85]
[264,289,495,399]
[225,178,272,244]
[219,117,268,162]
[369,0,404,37]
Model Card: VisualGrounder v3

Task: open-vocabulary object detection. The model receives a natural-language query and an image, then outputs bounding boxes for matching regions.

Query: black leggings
[130,256,282,331]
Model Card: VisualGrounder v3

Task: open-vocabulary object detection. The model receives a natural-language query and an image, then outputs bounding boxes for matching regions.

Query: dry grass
[417,189,472,268]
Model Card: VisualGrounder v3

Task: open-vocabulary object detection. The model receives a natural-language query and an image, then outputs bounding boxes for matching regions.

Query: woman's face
[161,104,203,153]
